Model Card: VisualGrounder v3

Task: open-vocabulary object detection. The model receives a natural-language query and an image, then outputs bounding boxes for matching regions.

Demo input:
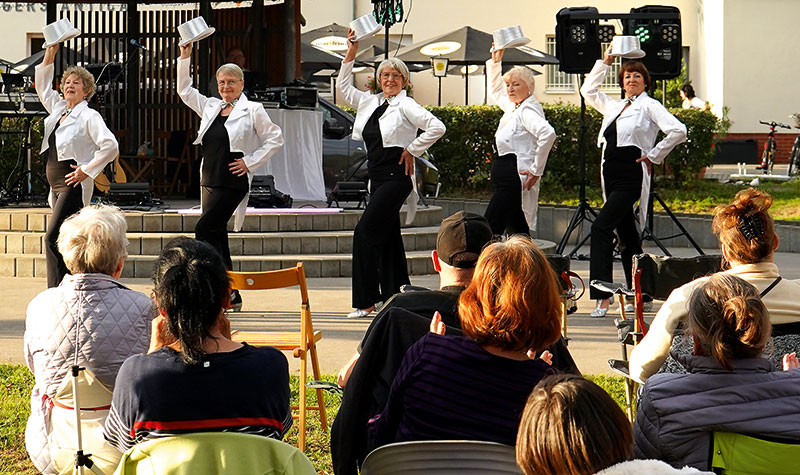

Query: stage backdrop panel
[254,108,325,202]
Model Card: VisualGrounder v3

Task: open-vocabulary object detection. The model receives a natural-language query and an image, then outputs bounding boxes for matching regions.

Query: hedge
[424,103,726,193]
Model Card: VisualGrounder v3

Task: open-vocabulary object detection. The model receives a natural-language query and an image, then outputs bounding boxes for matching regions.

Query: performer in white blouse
[484,46,556,235]
[338,29,446,319]
[36,44,119,288]
[580,47,686,318]
[177,42,283,309]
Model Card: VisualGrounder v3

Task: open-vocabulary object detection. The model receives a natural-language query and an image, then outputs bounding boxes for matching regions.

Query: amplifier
[254,86,318,110]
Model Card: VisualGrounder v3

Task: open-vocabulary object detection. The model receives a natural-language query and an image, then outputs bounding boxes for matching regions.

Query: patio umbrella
[387,26,558,104]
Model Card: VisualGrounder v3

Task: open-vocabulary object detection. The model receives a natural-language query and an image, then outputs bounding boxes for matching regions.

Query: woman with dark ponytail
[103,238,292,453]
[630,188,800,382]
[633,274,800,471]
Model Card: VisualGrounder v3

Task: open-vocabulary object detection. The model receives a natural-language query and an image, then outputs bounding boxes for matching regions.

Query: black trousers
[45,186,84,288]
[197,186,247,270]
[589,162,644,300]
[485,154,529,235]
[351,177,412,309]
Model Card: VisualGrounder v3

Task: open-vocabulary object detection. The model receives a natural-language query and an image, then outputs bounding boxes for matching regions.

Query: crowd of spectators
[22,190,800,473]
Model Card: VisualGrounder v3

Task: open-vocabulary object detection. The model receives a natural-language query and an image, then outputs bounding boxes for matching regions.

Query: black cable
[393,0,412,57]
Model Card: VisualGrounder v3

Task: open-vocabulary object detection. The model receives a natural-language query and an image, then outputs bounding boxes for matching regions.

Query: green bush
[0,117,46,198]
[422,103,724,193]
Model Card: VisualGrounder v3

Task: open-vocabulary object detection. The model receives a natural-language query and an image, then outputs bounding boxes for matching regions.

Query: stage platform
[0,201,557,278]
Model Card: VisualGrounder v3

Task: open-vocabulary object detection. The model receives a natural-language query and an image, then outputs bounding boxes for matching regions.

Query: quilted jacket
[24,273,154,473]
[633,354,800,470]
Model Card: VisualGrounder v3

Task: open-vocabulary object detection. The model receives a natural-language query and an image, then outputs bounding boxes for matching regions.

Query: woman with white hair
[338,29,446,319]
[177,42,283,310]
[36,44,119,288]
[24,204,154,474]
[484,46,556,235]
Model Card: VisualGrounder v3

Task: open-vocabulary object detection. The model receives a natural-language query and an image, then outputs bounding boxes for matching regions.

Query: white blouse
[35,63,118,207]
[682,96,706,110]
[580,60,687,226]
[580,60,686,165]
[486,59,556,177]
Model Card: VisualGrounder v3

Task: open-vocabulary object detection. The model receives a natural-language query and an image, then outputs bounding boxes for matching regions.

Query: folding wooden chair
[592,253,723,420]
[361,440,522,475]
[228,263,327,452]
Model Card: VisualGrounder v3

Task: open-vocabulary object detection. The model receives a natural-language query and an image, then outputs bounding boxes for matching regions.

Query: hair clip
[738,214,764,241]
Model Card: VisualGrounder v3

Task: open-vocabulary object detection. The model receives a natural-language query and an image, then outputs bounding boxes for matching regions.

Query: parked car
[318,96,440,199]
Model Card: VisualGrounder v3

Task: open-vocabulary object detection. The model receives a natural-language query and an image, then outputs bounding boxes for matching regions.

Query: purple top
[368,333,556,446]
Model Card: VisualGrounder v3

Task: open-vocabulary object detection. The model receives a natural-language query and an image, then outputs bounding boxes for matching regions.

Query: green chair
[710,432,800,474]
[113,432,316,475]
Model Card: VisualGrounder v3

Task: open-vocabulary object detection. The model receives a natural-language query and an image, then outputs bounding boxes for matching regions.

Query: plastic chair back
[710,431,800,474]
[360,440,522,475]
[113,432,316,475]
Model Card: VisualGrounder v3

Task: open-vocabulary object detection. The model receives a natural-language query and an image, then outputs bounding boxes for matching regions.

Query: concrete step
[0,227,441,256]
[0,205,444,233]
[0,238,559,279]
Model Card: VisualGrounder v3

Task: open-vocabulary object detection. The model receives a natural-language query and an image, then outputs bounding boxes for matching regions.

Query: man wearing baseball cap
[331,211,493,475]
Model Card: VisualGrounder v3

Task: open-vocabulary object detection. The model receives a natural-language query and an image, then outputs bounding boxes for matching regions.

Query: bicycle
[758,120,791,174]
[787,114,800,176]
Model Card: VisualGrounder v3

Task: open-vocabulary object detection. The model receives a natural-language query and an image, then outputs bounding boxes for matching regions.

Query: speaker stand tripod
[557,74,597,259]
[639,171,704,256]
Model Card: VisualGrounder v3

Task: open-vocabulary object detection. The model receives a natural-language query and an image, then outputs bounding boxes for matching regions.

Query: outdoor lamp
[432,57,449,77]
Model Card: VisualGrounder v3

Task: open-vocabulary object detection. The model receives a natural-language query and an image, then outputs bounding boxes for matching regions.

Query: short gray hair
[503,66,536,92]
[376,57,410,87]
[57,204,129,275]
[216,63,244,81]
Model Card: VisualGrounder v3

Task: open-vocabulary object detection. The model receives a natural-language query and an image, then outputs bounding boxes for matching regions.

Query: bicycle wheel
[789,140,800,176]
[761,138,776,174]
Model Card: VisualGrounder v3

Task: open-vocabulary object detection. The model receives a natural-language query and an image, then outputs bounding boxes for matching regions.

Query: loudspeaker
[555,7,601,74]
[625,6,682,80]
[108,182,152,207]
[248,175,293,208]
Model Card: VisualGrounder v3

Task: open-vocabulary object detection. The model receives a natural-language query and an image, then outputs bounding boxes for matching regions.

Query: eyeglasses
[218,79,242,87]
[380,72,403,81]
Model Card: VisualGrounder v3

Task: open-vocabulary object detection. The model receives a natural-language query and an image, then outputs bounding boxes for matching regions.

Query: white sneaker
[347,309,370,319]
[624,301,653,313]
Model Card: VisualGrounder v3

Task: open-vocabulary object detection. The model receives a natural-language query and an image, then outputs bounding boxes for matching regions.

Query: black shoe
[229,289,243,312]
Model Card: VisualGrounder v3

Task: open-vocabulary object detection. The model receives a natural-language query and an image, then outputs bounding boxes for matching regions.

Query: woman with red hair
[367,235,562,447]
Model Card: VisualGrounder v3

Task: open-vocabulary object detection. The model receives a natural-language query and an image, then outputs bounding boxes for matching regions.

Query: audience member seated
[337,210,494,387]
[367,236,562,447]
[24,204,154,474]
[630,188,800,382]
[103,238,291,453]
[634,274,800,470]
[516,374,708,474]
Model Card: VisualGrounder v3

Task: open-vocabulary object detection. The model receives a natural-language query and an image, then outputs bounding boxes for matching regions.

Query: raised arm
[336,28,371,109]
[176,43,212,117]
[579,48,616,115]
[34,45,64,114]
[486,47,513,112]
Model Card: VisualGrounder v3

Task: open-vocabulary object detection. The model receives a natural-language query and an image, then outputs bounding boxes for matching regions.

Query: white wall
[303,0,700,107]
[721,0,800,133]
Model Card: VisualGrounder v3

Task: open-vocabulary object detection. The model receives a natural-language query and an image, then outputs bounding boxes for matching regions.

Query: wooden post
[283,0,298,83]
[125,0,138,155]
[199,0,211,95]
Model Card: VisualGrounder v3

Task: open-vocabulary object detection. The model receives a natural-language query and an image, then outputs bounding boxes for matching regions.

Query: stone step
[0,205,444,233]
[0,227,441,256]
[0,239,558,279]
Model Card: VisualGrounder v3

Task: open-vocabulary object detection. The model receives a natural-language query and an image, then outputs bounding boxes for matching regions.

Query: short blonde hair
[216,63,244,82]
[61,66,97,101]
[57,204,129,275]
[503,66,536,92]
[376,57,410,87]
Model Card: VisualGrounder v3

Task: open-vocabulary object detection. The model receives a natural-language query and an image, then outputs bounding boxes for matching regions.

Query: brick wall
[724,132,799,164]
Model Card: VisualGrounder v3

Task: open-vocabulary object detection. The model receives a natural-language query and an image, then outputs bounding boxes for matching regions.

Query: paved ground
[9,242,800,377]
